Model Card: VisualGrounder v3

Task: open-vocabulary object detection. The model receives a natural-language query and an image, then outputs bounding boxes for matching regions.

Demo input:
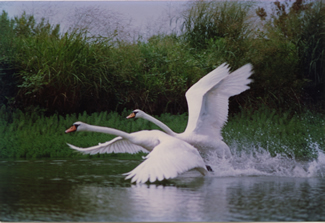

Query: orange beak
[65,125,77,133]
[126,112,136,119]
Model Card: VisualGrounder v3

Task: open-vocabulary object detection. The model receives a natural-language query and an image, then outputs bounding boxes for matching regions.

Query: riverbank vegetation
[0,105,323,159]
[0,0,324,159]
[1,0,324,115]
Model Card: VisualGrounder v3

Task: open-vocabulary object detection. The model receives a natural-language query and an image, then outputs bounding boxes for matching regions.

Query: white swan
[127,63,253,159]
[67,63,252,161]
[65,121,208,183]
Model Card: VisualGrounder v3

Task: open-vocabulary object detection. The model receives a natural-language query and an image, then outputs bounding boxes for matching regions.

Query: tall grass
[11,13,114,114]
[296,1,325,105]
[0,105,146,159]
[180,1,253,51]
[0,12,216,115]
[0,0,325,115]
[224,107,325,160]
[257,0,325,110]
[0,11,18,107]
[0,106,323,160]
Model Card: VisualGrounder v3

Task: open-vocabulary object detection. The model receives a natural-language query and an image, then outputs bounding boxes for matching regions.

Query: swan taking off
[127,63,253,159]
[68,63,253,160]
[65,122,208,183]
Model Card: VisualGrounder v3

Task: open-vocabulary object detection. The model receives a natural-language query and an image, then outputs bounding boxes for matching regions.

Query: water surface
[1,157,324,221]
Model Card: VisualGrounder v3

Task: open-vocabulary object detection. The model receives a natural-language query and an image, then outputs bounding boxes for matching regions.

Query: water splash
[206,142,325,178]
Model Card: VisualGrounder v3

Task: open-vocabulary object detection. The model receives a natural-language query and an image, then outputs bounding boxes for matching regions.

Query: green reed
[223,107,325,160]
[0,105,324,160]
[1,1,325,116]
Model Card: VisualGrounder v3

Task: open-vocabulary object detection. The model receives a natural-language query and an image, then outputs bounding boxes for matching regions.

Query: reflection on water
[0,157,325,221]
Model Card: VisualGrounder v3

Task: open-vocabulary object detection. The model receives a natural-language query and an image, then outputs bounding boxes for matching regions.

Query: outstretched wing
[67,136,149,155]
[184,63,230,135]
[187,63,253,139]
[123,137,208,183]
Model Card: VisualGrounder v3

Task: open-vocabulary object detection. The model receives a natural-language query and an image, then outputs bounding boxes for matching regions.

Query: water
[1,148,325,222]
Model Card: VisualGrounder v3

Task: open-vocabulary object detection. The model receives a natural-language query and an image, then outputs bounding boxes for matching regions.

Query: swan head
[126,109,145,119]
[65,121,87,133]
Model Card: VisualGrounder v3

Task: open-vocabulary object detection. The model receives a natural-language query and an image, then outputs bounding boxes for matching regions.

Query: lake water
[1,149,325,222]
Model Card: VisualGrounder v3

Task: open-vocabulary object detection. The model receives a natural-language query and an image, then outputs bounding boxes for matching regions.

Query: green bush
[0,11,18,107]
[296,1,325,106]
[14,24,113,114]
[180,1,253,51]
[0,0,324,115]
[255,0,325,110]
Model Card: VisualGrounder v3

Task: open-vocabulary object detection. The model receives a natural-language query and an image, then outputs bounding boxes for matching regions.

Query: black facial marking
[206,165,213,172]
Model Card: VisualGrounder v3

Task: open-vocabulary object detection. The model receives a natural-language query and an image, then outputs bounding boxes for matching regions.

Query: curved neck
[83,124,130,139]
[142,113,176,136]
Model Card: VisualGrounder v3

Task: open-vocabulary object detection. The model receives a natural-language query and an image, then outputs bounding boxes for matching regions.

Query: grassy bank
[224,107,325,160]
[0,106,323,160]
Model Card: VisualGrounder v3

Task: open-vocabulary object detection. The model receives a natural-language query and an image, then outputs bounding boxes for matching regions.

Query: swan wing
[123,137,208,183]
[184,63,230,135]
[67,136,149,155]
[186,63,253,138]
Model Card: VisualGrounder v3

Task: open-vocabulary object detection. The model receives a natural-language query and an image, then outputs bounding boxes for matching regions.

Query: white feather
[66,122,207,183]
[67,136,148,155]
[190,63,253,138]
[124,135,207,184]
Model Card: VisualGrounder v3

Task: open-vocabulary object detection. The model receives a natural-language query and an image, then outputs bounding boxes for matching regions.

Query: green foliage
[223,106,325,160]
[0,11,18,106]
[180,1,253,50]
[0,0,325,115]
[13,25,113,114]
[248,36,303,111]
[257,0,325,110]
[0,107,323,160]
[296,1,325,105]
[0,105,147,159]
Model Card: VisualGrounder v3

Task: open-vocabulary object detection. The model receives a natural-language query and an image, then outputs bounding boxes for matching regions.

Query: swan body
[65,121,208,183]
[127,63,253,159]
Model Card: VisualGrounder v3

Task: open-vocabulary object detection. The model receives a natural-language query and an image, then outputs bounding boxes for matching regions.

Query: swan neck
[84,124,130,139]
[143,114,176,136]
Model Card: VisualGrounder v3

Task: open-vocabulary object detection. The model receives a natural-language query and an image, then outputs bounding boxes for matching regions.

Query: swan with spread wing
[68,63,253,159]
[65,121,208,183]
[127,63,253,159]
